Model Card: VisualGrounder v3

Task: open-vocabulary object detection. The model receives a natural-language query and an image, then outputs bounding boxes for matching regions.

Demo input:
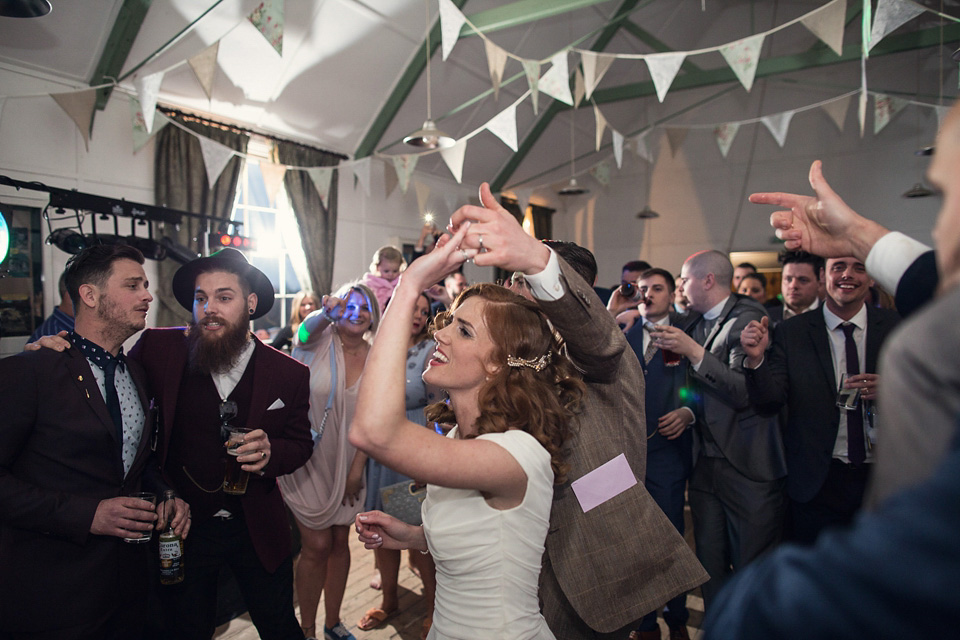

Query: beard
[186,313,251,374]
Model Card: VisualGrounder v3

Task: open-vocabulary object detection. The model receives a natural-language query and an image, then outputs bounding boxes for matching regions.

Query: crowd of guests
[4,103,960,640]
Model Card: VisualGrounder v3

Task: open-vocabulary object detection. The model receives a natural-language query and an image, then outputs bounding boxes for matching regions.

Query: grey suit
[685,294,786,609]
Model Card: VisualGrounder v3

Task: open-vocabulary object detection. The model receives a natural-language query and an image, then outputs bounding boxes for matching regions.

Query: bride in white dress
[350,224,584,640]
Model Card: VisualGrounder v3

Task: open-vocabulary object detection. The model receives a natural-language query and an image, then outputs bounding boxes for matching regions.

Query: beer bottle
[158,490,184,585]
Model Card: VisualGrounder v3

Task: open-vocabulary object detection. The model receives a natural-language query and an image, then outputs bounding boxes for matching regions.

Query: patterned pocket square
[267,398,285,410]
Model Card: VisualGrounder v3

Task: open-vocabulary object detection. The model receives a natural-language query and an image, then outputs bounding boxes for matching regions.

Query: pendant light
[558,113,589,196]
[403,0,454,149]
[0,0,51,17]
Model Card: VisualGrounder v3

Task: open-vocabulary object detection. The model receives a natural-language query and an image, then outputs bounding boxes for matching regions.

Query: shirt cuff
[524,248,565,301]
[865,231,931,294]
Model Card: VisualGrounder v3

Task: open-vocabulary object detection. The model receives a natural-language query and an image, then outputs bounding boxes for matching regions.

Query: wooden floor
[213,507,705,640]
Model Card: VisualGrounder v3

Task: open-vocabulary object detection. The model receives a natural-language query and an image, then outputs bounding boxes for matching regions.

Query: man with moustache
[1,244,188,639]
[766,251,823,328]
[129,248,313,640]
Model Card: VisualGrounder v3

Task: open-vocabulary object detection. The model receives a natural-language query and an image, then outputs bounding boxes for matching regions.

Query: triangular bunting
[590,162,611,187]
[714,122,740,158]
[414,180,431,215]
[719,34,764,93]
[353,157,372,196]
[870,0,924,52]
[129,96,170,153]
[645,52,686,103]
[581,51,615,100]
[801,0,847,56]
[665,127,688,156]
[486,103,518,152]
[440,139,467,183]
[612,130,624,169]
[859,58,868,136]
[485,40,508,101]
[306,167,333,204]
[593,104,607,151]
[384,160,399,198]
[134,71,164,134]
[822,94,851,132]
[259,162,287,206]
[574,68,585,108]
[873,93,908,134]
[392,154,418,194]
[439,0,467,61]
[523,60,541,115]
[761,111,795,147]
[248,0,284,56]
[189,41,219,100]
[632,131,653,163]
[51,89,98,151]
[196,135,236,187]
[539,52,574,106]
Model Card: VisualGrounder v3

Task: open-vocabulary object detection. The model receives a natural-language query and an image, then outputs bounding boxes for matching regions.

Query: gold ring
[261,451,267,459]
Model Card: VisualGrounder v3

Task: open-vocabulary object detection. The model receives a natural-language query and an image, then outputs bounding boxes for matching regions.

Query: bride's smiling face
[424,296,497,393]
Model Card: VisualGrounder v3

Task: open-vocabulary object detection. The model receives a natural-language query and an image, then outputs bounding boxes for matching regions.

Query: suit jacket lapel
[65,348,117,442]
[247,341,269,428]
[807,310,837,391]
[160,335,188,465]
[864,306,886,373]
[126,359,155,466]
[704,296,739,350]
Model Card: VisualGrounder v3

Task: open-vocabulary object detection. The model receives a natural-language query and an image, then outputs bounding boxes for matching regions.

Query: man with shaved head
[652,249,785,609]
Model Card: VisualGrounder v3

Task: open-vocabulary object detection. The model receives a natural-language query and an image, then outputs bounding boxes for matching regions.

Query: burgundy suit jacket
[129,328,313,572]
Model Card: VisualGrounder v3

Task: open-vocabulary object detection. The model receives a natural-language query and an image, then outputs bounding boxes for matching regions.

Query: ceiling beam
[89,0,153,111]
[490,0,642,192]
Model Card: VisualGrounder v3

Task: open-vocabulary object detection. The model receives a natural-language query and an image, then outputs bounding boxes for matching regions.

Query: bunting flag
[134,72,164,134]
[353,156,372,196]
[593,104,607,151]
[539,52,574,106]
[514,188,532,218]
[392,154,418,194]
[439,0,467,61]
[935,104,951,130]
[485,40,508,101]
[719,34,764,92]
[486,103,518,151]
[612,130,624,169]
[384,159,399,197]
[260,162,287,205]
[51,89,98,151]
[129,96,170,152]
[306,167,333,204]
[581,51,615,100]
[859,55,868,136]
[196,135,236,187]
[714,122,739,157]
[801,0,847,56]
[440,139,467,183]
[574,68,585,108]
[862,0,873,58]
[873,93,908,134]
[523,60,541,114]
[869,0,924,51]
[415,180,431,214]
[822,94,851,131]
[761,111,795,147]
[665,127,688,155]
[632,131,653,163]
[645,52,686,103]
[590,161,611,187]
[248,0,284,56]
[189,41,219,100]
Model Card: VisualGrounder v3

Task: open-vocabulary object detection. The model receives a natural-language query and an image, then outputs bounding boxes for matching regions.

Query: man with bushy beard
[128,248,313,640]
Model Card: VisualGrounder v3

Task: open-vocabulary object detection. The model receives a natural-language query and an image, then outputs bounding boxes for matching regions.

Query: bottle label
[159,539,182,575]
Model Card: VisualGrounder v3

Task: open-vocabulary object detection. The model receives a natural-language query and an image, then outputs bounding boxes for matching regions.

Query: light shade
[902,183,935,198]
[403,120,455,149]
[0,0,51,17]
[558,178,589,196]
[636,205,660,219]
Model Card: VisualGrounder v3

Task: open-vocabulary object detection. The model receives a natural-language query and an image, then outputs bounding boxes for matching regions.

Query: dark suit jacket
[687,295,787,482]
[746,305,900,503]
[0,344,154,633]
[896,250,937,317]
[129,328,313,572]
[537,259,706,633]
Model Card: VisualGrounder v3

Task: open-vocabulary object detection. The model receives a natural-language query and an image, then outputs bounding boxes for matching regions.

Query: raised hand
[739,316,770,368]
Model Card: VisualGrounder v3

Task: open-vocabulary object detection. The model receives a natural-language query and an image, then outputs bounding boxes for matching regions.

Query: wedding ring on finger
[478,234,485,252]
[460,249,470,262]
[261,451,267,460]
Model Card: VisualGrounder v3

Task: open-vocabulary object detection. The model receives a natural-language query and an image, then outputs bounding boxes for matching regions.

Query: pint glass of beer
[223,427,252,495]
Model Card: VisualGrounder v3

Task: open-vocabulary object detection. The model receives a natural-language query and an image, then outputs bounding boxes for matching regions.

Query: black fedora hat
[172,248,275,320]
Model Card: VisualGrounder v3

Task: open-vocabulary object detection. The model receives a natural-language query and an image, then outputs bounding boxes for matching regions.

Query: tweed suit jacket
[129,328,313,572]
[0,343,154,633]
[745,305,900,503]
[537,258,707,633]
[686,294,787,483]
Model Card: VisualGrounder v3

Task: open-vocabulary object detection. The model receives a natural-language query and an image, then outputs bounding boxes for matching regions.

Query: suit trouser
[688,456,785,610]
[790,459,870,545]
[159,514,303,640]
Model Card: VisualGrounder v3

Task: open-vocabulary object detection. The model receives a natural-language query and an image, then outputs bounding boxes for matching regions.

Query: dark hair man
[29,270,75,342]
[768,251,824,326]
[732,262,757,291]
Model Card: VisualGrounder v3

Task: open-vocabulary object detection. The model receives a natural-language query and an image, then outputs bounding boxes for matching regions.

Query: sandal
[420,616,432,640]
[357,607,397,631]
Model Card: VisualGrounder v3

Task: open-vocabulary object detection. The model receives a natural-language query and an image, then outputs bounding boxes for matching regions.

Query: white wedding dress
[422,428,556,640]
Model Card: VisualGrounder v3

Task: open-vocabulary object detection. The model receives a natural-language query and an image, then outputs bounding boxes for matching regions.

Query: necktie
[642,324,658,364]
[841,323,865,464]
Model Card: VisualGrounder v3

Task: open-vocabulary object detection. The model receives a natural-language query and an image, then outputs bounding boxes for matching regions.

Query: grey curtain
[277,141,341,297]
[154,118,249,327]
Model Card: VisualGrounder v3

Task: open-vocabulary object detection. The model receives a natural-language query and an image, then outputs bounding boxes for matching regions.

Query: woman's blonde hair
[290,290,320,328]
[368,245,407,275]
[425,284,584,484]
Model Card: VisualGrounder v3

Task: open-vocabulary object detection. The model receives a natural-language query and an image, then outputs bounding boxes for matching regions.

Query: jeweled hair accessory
[506,352,552,372]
